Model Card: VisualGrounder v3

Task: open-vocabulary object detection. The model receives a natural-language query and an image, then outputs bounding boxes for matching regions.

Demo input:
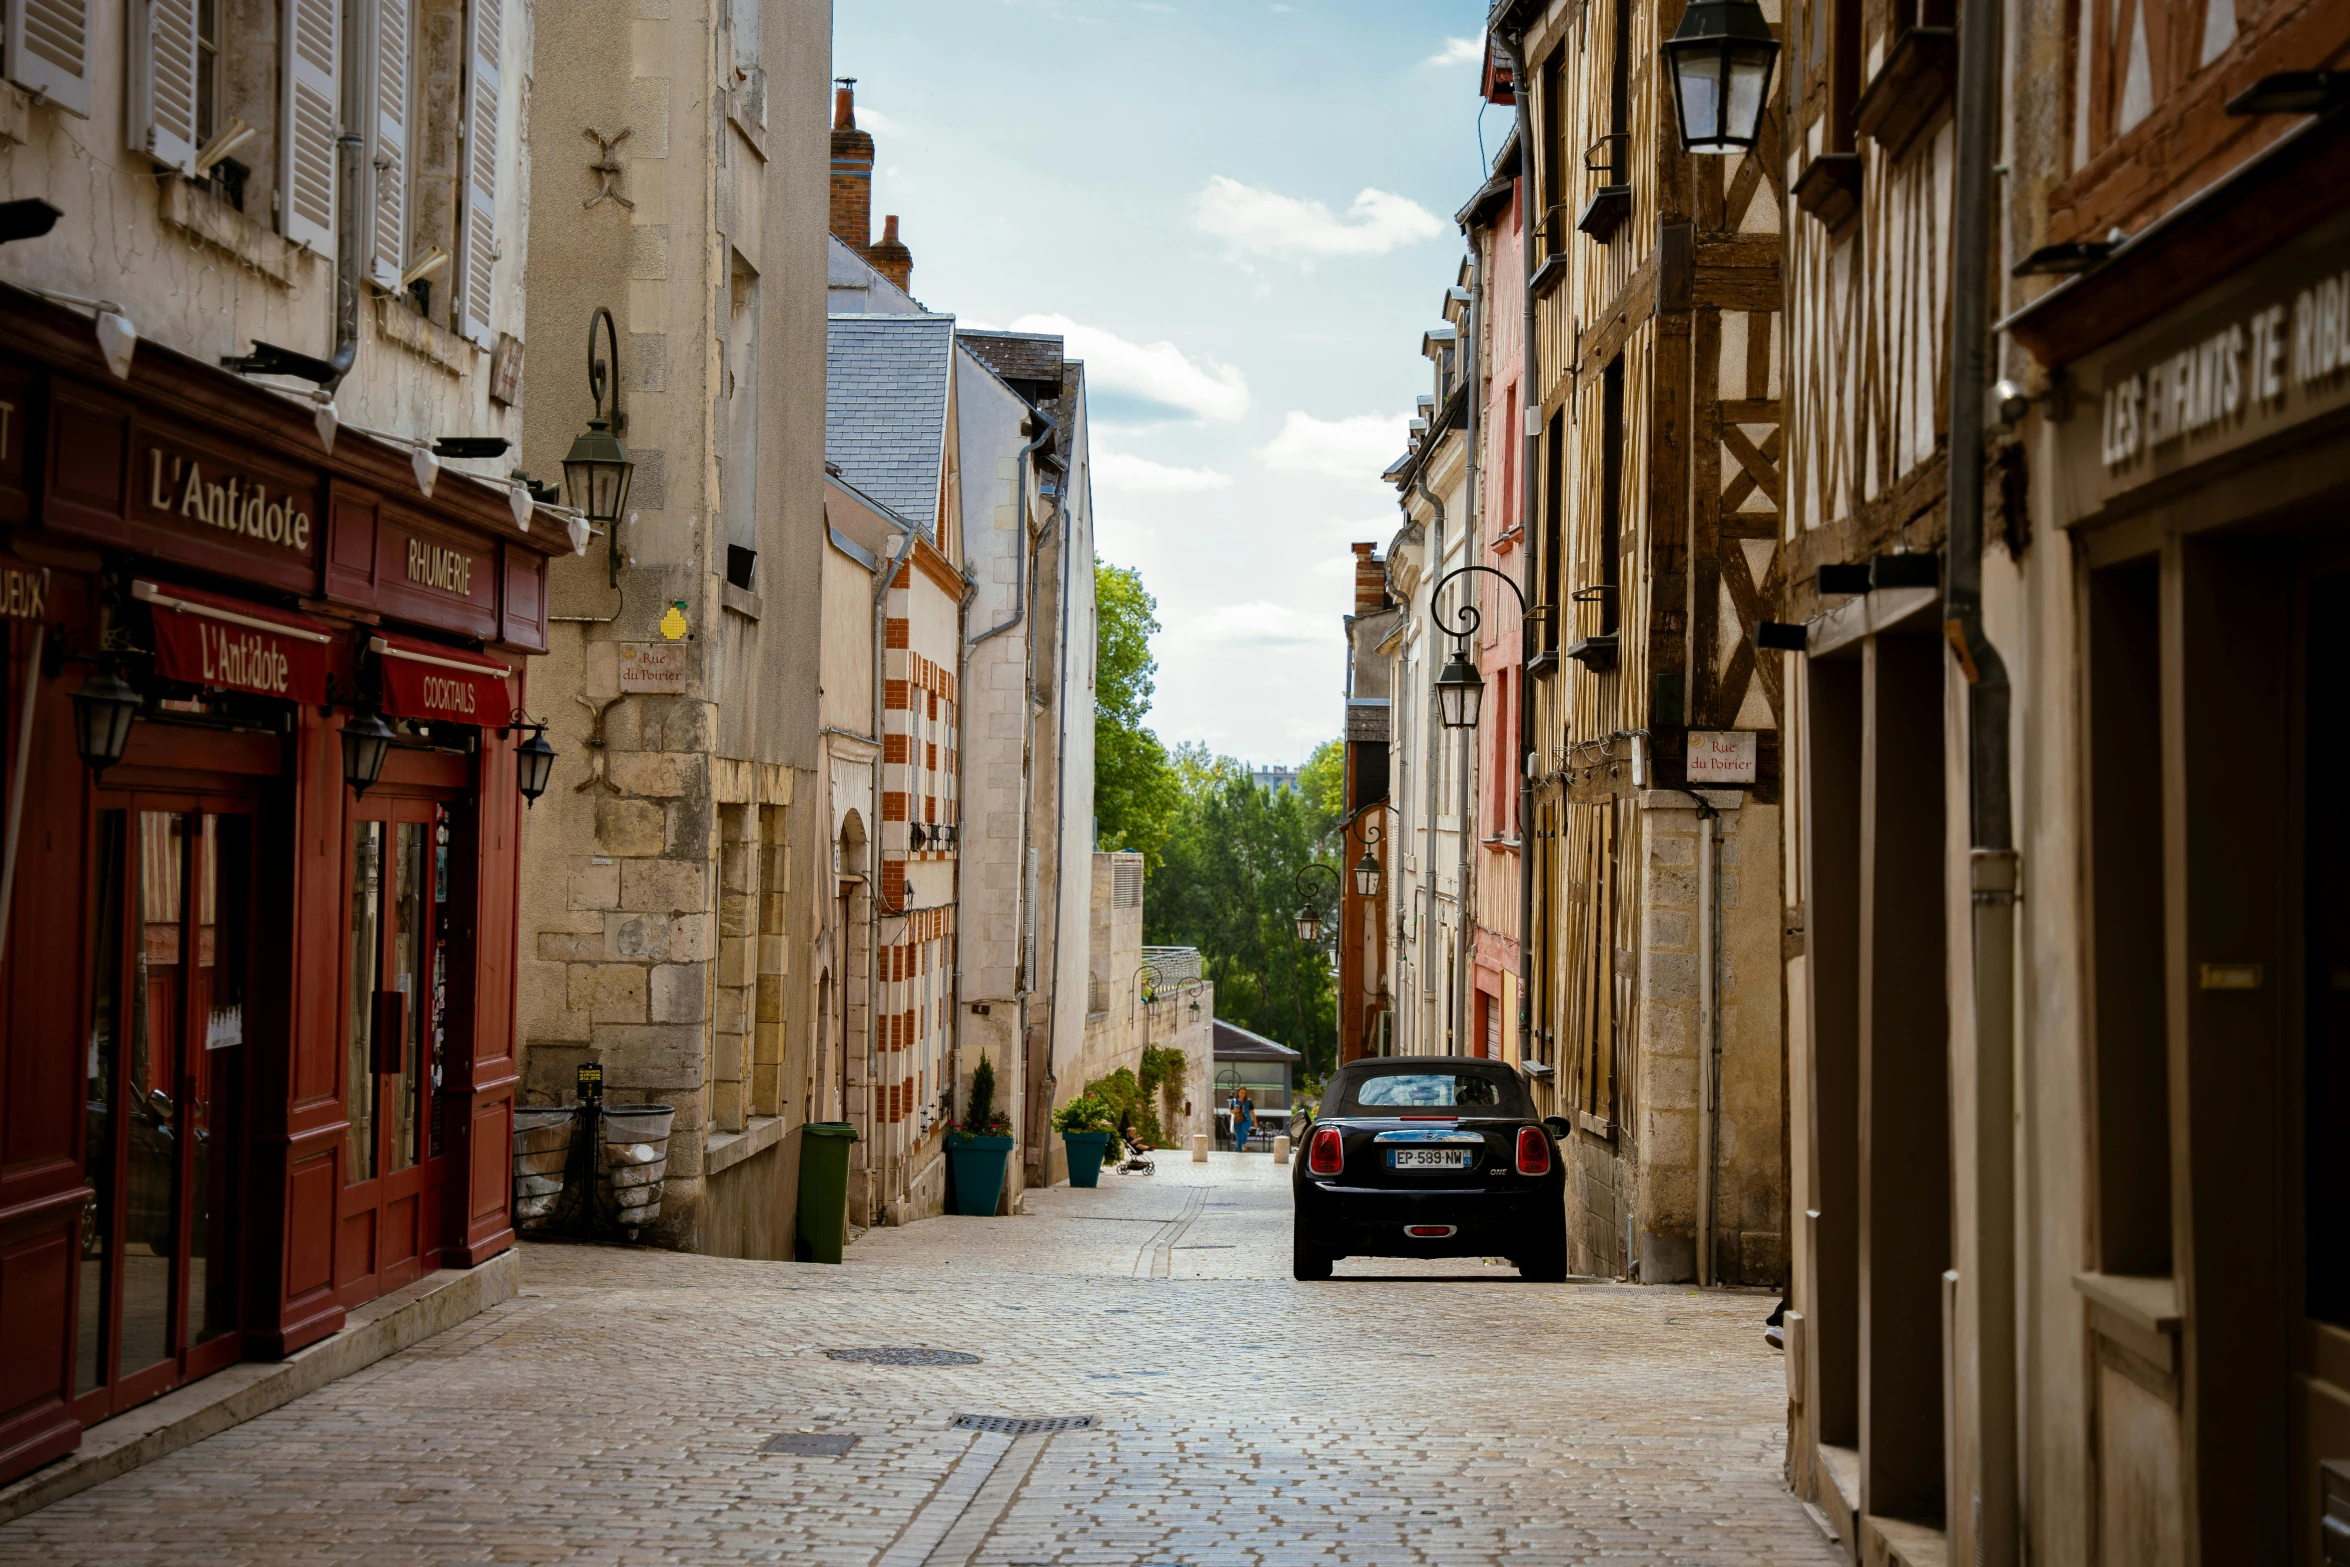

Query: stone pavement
[0,1151,1839,1566]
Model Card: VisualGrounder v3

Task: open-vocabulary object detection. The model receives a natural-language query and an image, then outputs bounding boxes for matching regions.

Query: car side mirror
[1542,1116,1573,1141]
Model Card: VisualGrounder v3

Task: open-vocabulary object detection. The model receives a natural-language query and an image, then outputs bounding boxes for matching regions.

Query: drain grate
[951,1413,1097,1436]
[824,1346,981,1366]
[761,1431,858,1456]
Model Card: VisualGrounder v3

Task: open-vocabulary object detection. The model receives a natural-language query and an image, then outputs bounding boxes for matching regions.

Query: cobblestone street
[0,1155,1838,1566]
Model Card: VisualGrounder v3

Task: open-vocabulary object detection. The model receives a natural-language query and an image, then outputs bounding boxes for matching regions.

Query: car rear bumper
[1294,1180,1560,1258]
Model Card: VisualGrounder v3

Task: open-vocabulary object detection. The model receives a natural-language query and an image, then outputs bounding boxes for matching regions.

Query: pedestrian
[1232,1088,1254,1153]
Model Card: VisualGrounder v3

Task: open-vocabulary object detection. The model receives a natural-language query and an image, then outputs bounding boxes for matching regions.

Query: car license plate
[1391,1148,1472,1170]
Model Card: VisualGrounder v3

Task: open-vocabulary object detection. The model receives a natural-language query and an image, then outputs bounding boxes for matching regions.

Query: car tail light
[1515,1125,1552,1176]
[1307,1126,1345,1175]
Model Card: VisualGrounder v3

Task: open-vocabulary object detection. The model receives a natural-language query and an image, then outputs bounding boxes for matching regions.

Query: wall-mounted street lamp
[1293,860,1340,945]
[562,307,635,587]
[341,710,395,795]
[1350,816,1385,899]
[504,709,559,806]
[1428,564,1528,731]
[1663,0,1781,156]
[69,667,142,775]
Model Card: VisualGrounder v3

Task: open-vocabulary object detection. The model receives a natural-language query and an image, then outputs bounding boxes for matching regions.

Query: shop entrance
[73,799,253,1425]
[336,796,458,1305]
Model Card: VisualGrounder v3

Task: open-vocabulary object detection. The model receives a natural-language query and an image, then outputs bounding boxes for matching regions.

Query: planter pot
[599,1103,675,1239]
[945,1134,1016,1217]
[1062,1130,1112,1189]
[511,1106,576,1229]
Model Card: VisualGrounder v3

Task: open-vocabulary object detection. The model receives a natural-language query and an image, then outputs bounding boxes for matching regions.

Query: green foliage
[1141,1045,1187,1129]
[1094,563,1181,868]
[1051,1094,1118,1136]
[1144,742,1344,1078]
[959,1057,1009,1137]
[1083,1066,1166,1147]
[1297,738,1345,824]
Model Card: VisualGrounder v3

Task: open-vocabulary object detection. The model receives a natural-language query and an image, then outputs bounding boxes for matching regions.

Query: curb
[0,1249,521,1525]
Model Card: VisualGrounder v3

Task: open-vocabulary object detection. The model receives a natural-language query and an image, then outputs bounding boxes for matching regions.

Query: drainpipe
[1694,793,1721,1286]
[1043,430,1081,1159]
[1503,23,1540,1080]
[1411,464,1446,1052]
[1456,253,1482,1061]
[1947,0,2018,1550]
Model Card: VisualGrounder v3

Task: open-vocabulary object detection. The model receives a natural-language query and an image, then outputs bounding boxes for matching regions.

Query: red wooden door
[73,801,252,1426]
[335,799,455,1304]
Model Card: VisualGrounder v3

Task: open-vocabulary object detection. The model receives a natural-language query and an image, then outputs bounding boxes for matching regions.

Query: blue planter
[1062,1130,1113,1188]
[945,1134,1015,1216]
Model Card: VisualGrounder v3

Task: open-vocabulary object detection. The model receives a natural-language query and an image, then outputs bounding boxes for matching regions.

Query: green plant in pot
[944,1057,1016,1216]
[1052,1092,1118,1189]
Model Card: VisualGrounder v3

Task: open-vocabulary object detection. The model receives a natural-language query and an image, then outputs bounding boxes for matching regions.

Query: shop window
[2086,560,2171,1276]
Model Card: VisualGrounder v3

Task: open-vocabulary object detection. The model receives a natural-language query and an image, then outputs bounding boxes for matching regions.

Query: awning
[371,632,512,726]
[134,579,332,704]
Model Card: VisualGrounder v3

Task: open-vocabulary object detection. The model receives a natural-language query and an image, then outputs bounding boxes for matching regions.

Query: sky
[833,0,1507,768]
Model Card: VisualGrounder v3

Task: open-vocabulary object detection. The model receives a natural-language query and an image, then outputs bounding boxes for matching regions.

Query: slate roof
[826,313,956,526]
[958,329,1064,386]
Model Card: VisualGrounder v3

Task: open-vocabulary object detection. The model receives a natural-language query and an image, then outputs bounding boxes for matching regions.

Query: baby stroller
[1116,1123,1155,1174]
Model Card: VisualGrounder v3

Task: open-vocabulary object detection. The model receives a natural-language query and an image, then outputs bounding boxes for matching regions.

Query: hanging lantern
[1434,644,1485,730]
[1354,848,1383,899]
[515,724,558,805]
[341,710,395,795]
[1295,903,1324,944]
[70,667,142,773]
[1663,0,1781,155]
[563,307,634,592]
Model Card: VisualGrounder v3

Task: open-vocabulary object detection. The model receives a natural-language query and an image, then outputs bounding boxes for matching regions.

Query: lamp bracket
[588,306,626,436]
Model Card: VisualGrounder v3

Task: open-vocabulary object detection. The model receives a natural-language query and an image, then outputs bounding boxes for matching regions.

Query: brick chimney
[829,79,874,248]
[1352,542,1388,613]
[866,213,914,292]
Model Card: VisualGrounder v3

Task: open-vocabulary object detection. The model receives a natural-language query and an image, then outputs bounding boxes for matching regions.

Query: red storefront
[0,287,555,1485]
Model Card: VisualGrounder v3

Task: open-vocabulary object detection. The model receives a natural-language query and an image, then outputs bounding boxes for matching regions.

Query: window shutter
[279,0,338,252]
[129,0,201,173]
[456,0,502,345]
[5,0,93,116]
[365,0,408,290]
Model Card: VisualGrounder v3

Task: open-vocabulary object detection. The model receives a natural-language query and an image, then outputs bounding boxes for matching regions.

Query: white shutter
[129,0,201,173]
[456,0,501,345]
[279,0,338,252]
[364,0,408,290]
[5,0,93,116]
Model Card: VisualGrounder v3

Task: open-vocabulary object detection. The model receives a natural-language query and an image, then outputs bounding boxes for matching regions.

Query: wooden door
[73,800,253,1426]
[335,798,456,1305]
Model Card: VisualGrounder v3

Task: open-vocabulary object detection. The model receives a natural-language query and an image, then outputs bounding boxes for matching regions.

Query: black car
[1291,1056,1570,1281]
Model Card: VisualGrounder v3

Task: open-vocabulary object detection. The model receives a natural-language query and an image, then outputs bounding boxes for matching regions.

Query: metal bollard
[1191,1133,1209,1162]
[1272,1134,1292,1165]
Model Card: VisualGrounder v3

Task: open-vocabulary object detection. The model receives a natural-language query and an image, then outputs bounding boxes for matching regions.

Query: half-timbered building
[1490,0,1790,1289]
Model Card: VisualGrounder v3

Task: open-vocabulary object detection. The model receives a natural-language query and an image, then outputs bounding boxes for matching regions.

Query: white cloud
[1162,600,1325,651]
[855,105,904,134]
[1192,177,1443,261]
[1260,410,1411,480]
[1008,312,1250,422]
[1092,450,1234,493]
[1425,36,1485,67]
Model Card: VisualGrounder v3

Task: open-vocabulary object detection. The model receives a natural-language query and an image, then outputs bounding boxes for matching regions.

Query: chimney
[1352,542,1388,614]
[829,78,874,249]
[867,213,914,292]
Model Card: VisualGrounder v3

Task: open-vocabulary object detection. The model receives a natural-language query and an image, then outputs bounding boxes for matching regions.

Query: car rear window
[1337,1069,1529,1116]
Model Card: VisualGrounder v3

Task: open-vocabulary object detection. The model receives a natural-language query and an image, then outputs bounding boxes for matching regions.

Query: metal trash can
[599,1103,674,1239]
[511,1106,577,1229]
[796,1122,859,1264]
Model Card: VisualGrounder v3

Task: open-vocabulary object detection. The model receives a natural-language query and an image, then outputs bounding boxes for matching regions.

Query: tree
[1093,562,1179,867]
[1145,744,1345,1077]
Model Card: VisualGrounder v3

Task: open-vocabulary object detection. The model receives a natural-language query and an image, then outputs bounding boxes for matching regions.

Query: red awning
[371,632,512,726]
[135,579,333,704]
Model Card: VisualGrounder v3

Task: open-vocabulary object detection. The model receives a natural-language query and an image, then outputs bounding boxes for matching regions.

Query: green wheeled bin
[796,1122,859,1263]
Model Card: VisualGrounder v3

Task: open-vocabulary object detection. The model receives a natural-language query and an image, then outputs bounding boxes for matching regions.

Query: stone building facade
[513,0,832,1255]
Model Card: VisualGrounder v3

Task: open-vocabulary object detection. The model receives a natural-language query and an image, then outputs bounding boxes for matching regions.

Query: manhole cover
[761,1432,857,1456]
[951,1413,1097,1435]
[824,1347,981,1366]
